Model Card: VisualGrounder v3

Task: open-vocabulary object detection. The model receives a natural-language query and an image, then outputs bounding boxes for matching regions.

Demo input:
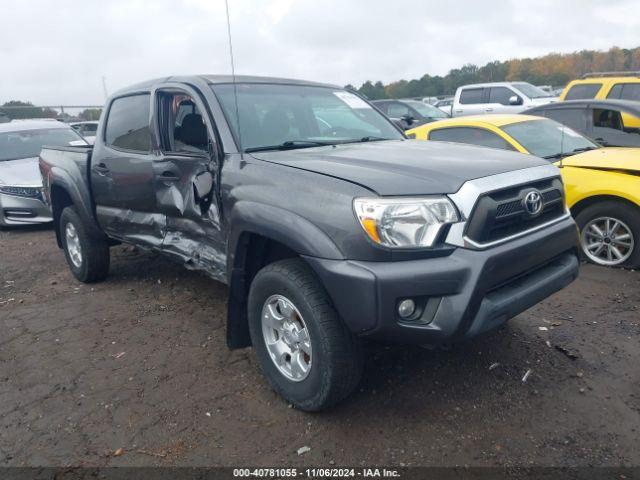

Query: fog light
[398,299,416,319]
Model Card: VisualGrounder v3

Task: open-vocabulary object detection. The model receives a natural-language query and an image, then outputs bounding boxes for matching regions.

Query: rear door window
[459,88,485,104]
[428,127,514,150]
[564,83,602,100]
[615,83,640,101]
[105,94,151,152]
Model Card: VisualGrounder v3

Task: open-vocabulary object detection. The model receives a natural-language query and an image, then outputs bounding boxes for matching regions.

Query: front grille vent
[465,178,565,244]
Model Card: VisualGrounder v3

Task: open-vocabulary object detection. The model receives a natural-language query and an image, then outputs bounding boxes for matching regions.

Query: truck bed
[39,145,101,241]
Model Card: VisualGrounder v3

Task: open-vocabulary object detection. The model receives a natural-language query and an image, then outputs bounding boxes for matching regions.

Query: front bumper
[0,192,52,226]
[304,216,579,345]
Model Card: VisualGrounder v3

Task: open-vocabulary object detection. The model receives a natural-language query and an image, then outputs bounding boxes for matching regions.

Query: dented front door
[153,154,225,281]
[152,85,226,282]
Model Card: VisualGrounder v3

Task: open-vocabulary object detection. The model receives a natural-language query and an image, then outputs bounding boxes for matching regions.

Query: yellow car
[408,115,640,268]
[560,73,640,129]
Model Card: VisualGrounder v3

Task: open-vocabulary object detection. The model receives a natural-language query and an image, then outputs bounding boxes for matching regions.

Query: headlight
[0,185,43,199]
[354,196,459,248]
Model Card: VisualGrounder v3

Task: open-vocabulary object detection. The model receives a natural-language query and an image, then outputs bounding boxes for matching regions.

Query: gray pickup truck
[39,75,580,410]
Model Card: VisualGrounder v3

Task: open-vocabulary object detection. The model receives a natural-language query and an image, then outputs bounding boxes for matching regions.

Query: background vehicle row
[407,114,640,268]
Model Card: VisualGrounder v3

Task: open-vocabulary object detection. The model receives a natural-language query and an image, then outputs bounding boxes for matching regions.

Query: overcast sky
[1,0,639,106]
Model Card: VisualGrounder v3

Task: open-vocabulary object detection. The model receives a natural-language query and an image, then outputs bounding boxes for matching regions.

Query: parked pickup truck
[39,75,580,411]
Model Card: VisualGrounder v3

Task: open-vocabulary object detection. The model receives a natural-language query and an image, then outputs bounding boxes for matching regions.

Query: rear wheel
[60,206,110,282]
[575,201,640,268]
[248,258,364,411]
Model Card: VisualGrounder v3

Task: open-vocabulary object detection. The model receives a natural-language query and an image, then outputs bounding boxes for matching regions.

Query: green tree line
[0,101,101,121]
[348,46,640,100]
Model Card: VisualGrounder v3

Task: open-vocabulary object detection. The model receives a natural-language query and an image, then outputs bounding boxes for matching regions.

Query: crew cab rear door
[91,92,166,248]
[152,83,226,281]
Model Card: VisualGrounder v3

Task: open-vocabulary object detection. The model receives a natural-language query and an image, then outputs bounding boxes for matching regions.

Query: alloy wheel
[65,222,83,268]
[581,216,634,266]
[261,294,312,382]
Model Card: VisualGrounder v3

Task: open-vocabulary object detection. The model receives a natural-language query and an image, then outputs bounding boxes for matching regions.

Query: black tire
[575,200,640,268]
[247,258,364,411]
[59,206,110,282]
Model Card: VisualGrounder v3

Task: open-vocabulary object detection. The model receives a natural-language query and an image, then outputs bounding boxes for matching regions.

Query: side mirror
[509,95,523,106]
[193,171,213,199]
[401,114,415,125]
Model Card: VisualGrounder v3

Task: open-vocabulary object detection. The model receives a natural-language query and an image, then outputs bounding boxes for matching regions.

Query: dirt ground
[1,225,639,468]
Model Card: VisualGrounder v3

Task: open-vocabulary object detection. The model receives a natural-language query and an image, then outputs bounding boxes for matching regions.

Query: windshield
[404,100,448,118]
[502,119,598,158]
[0,128,86,162]
[513,82,554,99]
[211,83,403,152]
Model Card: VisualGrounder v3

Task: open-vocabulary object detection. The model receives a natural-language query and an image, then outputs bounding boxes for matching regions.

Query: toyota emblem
[523,190,543,216]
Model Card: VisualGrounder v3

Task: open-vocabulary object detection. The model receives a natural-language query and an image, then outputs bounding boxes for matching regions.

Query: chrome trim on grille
[445,164,567,250]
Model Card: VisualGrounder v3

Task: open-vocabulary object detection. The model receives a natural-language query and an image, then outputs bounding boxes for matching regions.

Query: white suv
[452,82,557,117]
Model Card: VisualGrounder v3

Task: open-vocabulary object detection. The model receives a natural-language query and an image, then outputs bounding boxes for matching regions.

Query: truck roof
[113,75,341,96]
[457,81,532,90]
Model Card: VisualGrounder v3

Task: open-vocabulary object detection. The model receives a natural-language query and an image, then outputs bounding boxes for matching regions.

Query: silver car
[0,120,87,227]
[69,121,99,145]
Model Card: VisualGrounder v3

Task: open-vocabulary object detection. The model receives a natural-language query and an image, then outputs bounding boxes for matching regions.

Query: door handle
[159,171,180,182]
[93,163,110,175]
[485,108,493,112]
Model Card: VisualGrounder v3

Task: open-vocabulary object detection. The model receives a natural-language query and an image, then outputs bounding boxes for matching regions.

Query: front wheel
[248,258,364,411]
[60,206,110,282]
[575,201,640,268]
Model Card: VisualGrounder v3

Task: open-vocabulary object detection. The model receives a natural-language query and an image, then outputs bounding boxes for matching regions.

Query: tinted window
[489,87,516,105]
[428,127,514,150]
[372,102,388,114]
[459,88,484,104]
[593,108,623,131]
[607,84,623,99]
[545,108,586,131]
[564,83,601,100]
[0,128,86,162]
[105,94,151,151]
[387,103,412,118]
[618,84,640,101]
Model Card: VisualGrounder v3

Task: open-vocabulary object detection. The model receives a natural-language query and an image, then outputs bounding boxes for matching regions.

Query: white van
[452,82,557,117]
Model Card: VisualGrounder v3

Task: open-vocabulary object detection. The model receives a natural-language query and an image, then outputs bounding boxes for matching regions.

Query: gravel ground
[1,225,639,468]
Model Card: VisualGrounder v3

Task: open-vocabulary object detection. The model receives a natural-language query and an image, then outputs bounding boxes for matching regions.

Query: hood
[562,147,640,172]
[529,97,558,106]
[251,140,549,195]
[0,157,42,187]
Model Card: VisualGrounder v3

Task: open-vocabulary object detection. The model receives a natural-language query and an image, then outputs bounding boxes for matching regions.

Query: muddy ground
[1,225,639,468]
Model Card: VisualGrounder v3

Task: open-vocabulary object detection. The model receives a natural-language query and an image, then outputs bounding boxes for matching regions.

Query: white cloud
[0,0,639,105]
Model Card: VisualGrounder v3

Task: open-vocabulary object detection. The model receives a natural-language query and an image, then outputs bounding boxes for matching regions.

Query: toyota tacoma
[39,75,580,411]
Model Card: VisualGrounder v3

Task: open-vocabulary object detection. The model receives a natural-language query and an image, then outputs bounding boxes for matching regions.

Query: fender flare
[49,166,103,242]
[225,201,344,349]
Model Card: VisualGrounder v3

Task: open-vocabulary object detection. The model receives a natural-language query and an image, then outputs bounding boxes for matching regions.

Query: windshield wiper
[340,136,390,144]
[569,146,597,154]
[245,140,334,153]
[543,146,598,160]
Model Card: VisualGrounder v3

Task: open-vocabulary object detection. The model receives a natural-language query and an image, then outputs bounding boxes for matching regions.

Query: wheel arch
[570,194,640,219]
[225,202,344,350]
[50,184,75,248]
